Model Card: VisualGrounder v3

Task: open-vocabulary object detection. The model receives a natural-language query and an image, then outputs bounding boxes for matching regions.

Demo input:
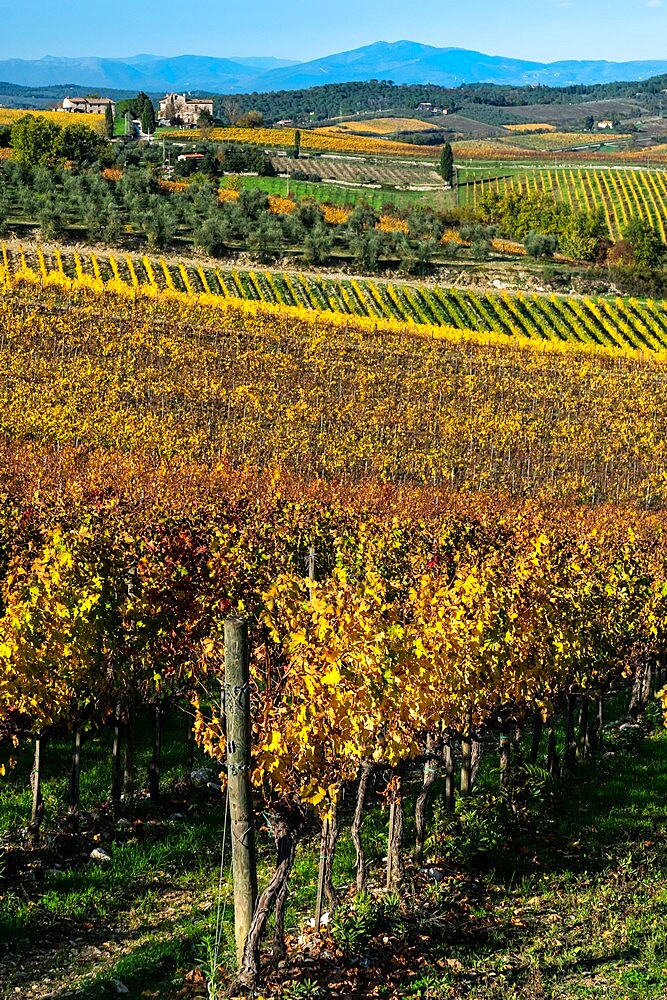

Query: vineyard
[496,130,633,150]
[0,107,107,135]
[452,138,667,164]
[156,127,659,165]
[3,72,667,1000]
[273,156,443,188]
[160,125,439,158]
[7,242,667,356]
[0,268,667,996]
[330,117,438,135]
[460,164,667,242]
[503,123,558,133]
[3,261,667,503]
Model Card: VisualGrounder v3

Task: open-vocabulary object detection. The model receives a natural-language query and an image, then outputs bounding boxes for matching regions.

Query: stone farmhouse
[416,102,447,114]
[61,96,116,114]
[159,93,214,125]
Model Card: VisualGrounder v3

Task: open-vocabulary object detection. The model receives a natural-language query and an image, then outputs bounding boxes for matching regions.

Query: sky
[1,0,667,64]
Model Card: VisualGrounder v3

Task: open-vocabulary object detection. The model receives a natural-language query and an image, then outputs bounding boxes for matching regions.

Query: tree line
[212,76,667,126]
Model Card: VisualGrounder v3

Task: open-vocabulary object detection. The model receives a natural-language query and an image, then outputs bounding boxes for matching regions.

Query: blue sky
[1,0,666,63]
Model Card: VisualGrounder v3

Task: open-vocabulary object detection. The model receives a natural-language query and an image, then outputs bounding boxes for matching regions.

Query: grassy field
[2,698,666,999]
[456,165,519,185]
[495,131,633,151]
[226,173,453,211]
[113,116,129,138]
[0,710,238,999]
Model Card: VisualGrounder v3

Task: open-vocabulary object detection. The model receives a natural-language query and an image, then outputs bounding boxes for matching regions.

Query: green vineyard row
[6,242,667,355]
[460,166,667,243]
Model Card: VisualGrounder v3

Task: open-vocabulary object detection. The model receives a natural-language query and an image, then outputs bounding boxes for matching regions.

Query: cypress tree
[141,100,156,136]
[440,142,454,186]
[104,103,114,139]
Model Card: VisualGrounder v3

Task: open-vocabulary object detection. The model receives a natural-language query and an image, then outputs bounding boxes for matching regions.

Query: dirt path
[2,233,562,297]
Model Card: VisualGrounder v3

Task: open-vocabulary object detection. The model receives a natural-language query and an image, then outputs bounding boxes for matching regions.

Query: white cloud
[647,0,663,8]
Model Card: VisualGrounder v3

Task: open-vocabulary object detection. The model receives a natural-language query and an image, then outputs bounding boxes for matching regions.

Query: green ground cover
[227,174,453,212]
[1,697,666,999]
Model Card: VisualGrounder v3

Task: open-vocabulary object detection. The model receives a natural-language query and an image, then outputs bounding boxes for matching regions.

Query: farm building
[159,93,214,125]
[416,102,445,114]
[61,96,116,114]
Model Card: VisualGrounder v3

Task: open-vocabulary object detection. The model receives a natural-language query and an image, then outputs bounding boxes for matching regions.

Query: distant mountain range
[2,41,667,95]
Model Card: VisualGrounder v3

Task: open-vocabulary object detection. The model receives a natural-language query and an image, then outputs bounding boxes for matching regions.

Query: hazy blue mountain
[1,43,667,94]
[248,42,546,89]
[0,54,257,92]
[531,59,667,84]
[229,56,301,70]
[0,56,148,89]
[248,41,667,90]
[127,55,256,91]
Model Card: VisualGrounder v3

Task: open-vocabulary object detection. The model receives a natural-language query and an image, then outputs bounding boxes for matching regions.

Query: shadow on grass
[1,798,229,933]
[523,724,667,872]
[438,718,667,881]
[30,907,221,1000]
[270,720,667,999]
[1,814,235,998]
[4,705,667,1000]
[0,705,212,835]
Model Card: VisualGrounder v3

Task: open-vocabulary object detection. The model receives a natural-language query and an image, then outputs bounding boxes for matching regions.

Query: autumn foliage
[0,263,664,799]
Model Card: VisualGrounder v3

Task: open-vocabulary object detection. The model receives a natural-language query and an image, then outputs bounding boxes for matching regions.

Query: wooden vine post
[148,701,163,802]
[225,616,258,967]
[499,729,511,790]
[386,762,405,890]
[308,544,326,930]
[111,699,123,816]
[29,731,45,845]
[415,734,439,860]
[352,759,373,891]
[460,709,473,797]
[123,691,136,806]
[565,693,578,770]
[443,737,455,813]
[68,725,83,830]
[314,817,329,929]
[309,545,333,930]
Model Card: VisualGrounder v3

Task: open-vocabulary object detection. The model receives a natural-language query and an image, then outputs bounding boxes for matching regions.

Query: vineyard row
[5,243,667,355]
[462,165,667,243]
